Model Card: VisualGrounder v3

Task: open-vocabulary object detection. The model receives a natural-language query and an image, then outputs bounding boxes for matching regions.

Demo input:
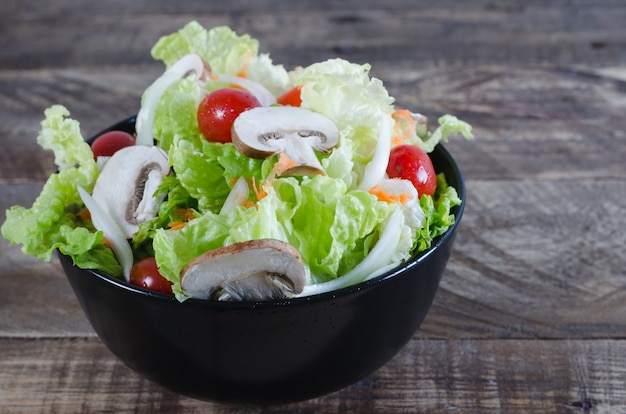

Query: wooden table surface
[1,1,625,413]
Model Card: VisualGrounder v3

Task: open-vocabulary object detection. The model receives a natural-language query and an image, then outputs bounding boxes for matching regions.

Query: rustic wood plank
[1,66,625,182]
[1,1,625,413]
[3,178,625,339]
[2,1,625,70]
[422,178,626,339]
[0,337,624,413]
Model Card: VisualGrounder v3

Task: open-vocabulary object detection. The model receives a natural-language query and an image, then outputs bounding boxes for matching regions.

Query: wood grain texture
[1,0,626,412]
[0,338,624,413]
[2,0,625,70]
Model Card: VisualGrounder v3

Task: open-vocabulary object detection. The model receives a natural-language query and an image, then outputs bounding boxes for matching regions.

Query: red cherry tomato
[387,144,437,198]
[91,130,136,159]
[197,88,261,143]
[277,85,302,107]
[130,257,173,295]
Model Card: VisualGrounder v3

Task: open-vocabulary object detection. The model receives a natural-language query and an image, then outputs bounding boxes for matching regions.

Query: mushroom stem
[279,133,325,176]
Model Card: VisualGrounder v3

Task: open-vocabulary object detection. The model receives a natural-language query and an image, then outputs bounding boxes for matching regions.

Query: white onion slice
[77,186,134,281]
[219,177,250,215]
[299,208,403,296]
[136,71,187,146]
[357,114,393,191]
[215,73,276,107]
[136,54,209,146]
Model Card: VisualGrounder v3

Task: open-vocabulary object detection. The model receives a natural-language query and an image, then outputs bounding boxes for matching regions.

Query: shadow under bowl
[59,116,465,405]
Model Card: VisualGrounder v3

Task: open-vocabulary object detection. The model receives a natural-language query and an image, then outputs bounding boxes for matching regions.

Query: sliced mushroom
[92,145,169,238]
[231,106,339,176]
[181,239,306,301]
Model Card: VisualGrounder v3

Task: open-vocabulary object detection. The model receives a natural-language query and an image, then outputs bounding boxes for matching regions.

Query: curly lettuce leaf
[418,114,474,153]
[169,138,265,214]
[153,212,230,300]
[1,106,122,276]
[414,173,461,252]
[288,59,395,189]
[151,21,289,95]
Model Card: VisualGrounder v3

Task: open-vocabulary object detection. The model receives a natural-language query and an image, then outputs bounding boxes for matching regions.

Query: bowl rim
[74,116,465,309]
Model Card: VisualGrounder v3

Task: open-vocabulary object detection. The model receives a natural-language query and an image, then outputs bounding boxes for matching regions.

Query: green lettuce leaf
[150,21,289,95]
[414,173,461,252]
[152,22,258,73]
[169,138,265,214]
[418,114,474,153]
[1,105,122,276]
[288,58,395,189]
[153,212,230,300]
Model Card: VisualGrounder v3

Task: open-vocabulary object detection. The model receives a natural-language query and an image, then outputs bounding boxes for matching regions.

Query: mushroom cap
[181,239,306,301]
[92,145,169,238]
[231,106,339,159]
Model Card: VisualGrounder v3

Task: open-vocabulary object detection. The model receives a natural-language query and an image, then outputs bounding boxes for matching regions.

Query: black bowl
[59,117,465,405]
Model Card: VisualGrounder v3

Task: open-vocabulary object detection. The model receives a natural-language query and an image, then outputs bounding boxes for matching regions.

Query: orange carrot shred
[101,237,113,250]
[369,185,412,204]
[76,208,91,221]
[168,221,188,231]
[236,51,254,77]
[251,176,267,201]
[391,109,416,147]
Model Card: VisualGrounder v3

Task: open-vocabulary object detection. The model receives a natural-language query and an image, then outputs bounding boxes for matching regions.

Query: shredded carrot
[167,208,196,230]
[76,208,91,222]
[251,176,267,202]
[242,199,257,209]
[391,109,416,147]
[369,185,412,204]
[236,51,254,78]
[269,153,298,178]
[168,221,188,231]
[177,208,196,222]
[101,236,113,250]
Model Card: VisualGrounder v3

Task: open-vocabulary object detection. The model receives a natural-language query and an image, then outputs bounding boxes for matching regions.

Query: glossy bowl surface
[60,117,465,405]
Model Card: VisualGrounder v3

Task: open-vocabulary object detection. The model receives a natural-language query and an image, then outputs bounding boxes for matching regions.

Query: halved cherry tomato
[129,257,173,295]
[277,85,302,107]
[91,130,136,159]
[197,88,261,143]
[387,144,437,198]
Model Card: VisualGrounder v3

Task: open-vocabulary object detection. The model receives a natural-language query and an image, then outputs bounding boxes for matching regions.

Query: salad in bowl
[2,21,473,303]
